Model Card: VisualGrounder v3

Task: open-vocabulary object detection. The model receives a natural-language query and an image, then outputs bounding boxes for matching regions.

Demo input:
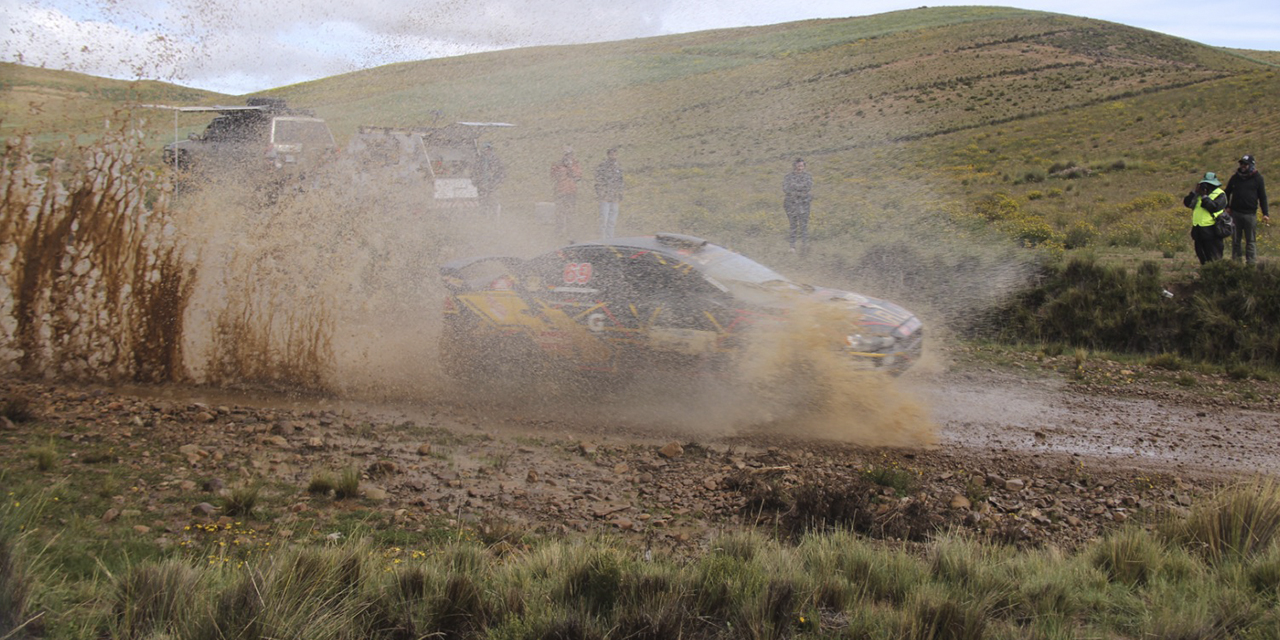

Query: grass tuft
[1091,528,1164,586]
[307,472,337,495]
[1167,478,1280,564]
[221,484,260,517]
[335,468,361,500]
[28,444,56,472]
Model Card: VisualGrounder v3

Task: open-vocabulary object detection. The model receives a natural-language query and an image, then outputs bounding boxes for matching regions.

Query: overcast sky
[3,0,1277,95]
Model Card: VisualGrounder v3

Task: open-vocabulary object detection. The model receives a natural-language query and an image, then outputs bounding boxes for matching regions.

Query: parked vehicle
[345,122,513,210]
[161,98,337,180]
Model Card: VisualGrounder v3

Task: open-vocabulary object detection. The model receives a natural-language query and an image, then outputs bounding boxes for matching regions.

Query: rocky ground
[3,345,1279,558]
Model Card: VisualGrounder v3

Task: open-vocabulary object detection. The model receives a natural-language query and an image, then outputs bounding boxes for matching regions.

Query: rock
[613,463,630,475]
[133,525,151,534]
[1065,516,1083,527]
[1004,478,1025,491]
[1112,511,1128,523]
[194,411,215,423]
[526,469,540,483]
[612,518,635,531]
[363,486,389,501]
[579,442,598,456]
[949,494,972,510]
[658,442,684,459]
[120,509,141,518]
[202,478,225,493]
[1176,494,1192,506]
[179,480,197,491]
[178,444,206,459]
[417,443,433,456]
[263,435,288,447]
[702,476,720,491]
[102,508,120,523]
[191,502,218,517]
[985,473,1005,487]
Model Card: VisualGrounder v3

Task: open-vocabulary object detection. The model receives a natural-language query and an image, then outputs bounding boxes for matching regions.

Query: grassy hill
[3,6,1278,313]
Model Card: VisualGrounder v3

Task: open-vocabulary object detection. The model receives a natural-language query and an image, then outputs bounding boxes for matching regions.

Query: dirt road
[4,350,1278,553]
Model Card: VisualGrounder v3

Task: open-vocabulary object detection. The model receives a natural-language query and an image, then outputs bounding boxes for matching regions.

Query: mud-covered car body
[440,234,922,380]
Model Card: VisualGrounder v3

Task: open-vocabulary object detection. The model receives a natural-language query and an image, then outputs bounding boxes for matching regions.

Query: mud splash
[3,129,936,448]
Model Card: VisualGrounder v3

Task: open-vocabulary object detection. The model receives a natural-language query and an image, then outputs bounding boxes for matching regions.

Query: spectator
[550,146,582,237]
[783,158,814,254]
[472,142,506,219]
[1225,154,1269,265]
[595,147,624,239]
[1184,171,1227,264]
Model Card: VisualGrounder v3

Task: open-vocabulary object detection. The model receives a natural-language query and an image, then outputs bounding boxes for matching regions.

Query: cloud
[3,0,1277,95]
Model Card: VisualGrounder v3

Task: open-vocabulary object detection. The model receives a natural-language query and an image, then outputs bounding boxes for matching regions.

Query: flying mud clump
[731,300,937,447]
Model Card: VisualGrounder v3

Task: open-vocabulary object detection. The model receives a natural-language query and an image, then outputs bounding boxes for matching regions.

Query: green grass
[7,482,1280,639]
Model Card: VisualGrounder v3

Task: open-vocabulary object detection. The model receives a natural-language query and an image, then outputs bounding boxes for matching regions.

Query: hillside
[3,6,1278,307]
[0,62,221,156]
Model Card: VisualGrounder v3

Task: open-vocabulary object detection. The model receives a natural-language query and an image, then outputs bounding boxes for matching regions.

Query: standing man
[1184,171,1228,265]
[783,158,814,254]
[1225,154,1269,265]
[594,147,624,239]
[472,142,506,219]
[550,146,582,238]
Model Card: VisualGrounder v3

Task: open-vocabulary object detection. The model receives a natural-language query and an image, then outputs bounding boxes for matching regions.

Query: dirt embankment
[5,348,1278,554]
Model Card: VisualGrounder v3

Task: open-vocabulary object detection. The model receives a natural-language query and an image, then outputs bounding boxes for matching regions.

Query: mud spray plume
[0,125,193,382]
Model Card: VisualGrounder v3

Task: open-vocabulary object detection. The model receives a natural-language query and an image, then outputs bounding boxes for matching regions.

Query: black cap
[1240,154,1256,164]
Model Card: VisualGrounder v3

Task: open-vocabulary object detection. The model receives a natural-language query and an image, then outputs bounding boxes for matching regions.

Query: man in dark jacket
[1225,154,1269,264]
[783,158,813,254]
[594,147,624,239]
[473,143,506,219]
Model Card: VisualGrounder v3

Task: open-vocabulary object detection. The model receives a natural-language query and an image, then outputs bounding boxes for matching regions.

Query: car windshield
[696,245,798,290]
[273,119,334,146]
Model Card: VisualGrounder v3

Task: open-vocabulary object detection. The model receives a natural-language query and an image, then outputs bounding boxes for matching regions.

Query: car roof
[568,234,712,258]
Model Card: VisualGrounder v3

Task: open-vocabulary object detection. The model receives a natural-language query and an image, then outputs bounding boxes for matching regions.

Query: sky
[3,0,1277,95]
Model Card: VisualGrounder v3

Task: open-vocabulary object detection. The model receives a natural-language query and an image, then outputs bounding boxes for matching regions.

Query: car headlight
[846,334,896,352]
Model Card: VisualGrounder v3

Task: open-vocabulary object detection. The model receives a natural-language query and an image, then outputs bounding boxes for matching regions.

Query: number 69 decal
[562,262,593,284]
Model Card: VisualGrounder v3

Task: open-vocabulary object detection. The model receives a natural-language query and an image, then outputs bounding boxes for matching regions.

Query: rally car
[439,234,923,383]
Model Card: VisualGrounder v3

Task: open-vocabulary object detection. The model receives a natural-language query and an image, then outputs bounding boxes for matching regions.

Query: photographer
[1183,172,1228,264]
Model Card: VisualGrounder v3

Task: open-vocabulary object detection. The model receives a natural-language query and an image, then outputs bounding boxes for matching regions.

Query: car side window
[618,253,722,328]
[520,247,625,297]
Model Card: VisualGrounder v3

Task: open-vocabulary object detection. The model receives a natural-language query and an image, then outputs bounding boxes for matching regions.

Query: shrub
[1147,353,1186,371]
[0,395,37,423]
[1063,221,1097,249]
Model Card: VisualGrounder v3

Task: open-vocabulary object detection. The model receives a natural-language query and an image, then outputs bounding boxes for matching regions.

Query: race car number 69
[563,262,593,284]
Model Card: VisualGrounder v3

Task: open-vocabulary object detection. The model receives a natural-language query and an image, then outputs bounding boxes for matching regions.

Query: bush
[1064,221,1097,249]
[982,257,1280,371]
[0,394,37,423]
[1147,353,1186,371]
